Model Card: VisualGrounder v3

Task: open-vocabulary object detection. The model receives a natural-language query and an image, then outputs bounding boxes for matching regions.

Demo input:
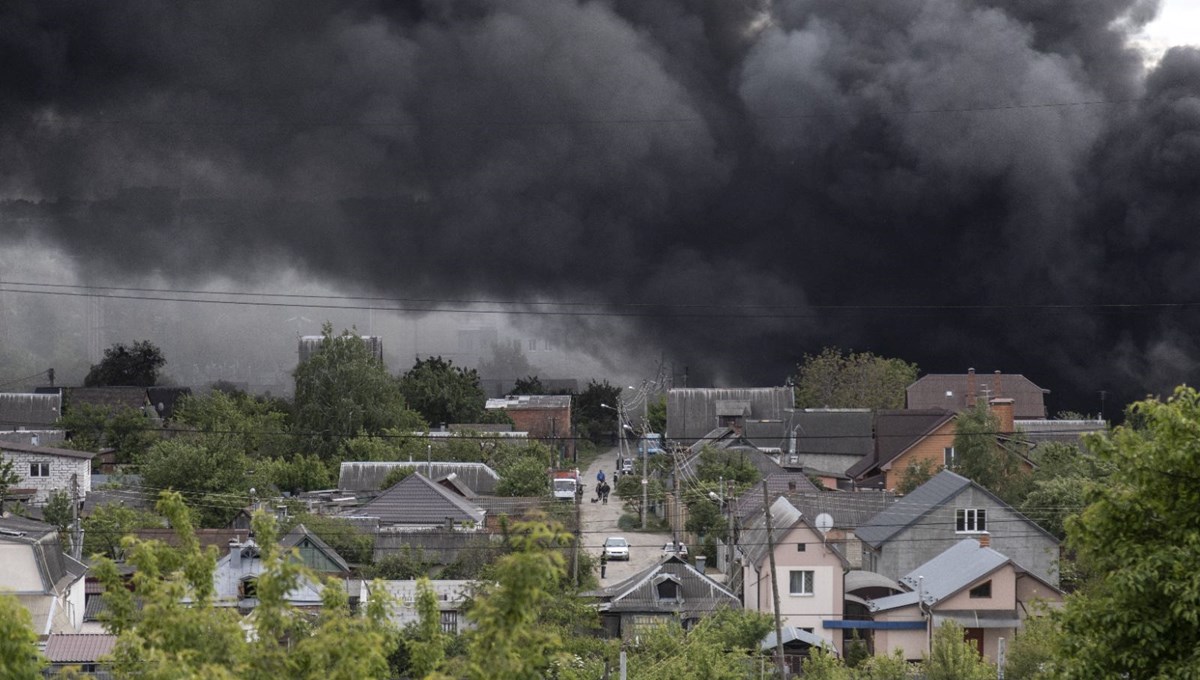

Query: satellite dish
[815,513,834,535]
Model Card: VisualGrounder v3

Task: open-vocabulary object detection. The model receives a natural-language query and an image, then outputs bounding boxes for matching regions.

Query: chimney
[229,540,242,569]
[977,532,990,548]
[990,398,1015,434]
[994,370,1003,398]
[966,368,976,408]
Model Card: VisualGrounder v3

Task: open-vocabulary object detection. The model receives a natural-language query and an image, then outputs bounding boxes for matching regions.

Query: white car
[603,536,630,561]
[662,542,689,558]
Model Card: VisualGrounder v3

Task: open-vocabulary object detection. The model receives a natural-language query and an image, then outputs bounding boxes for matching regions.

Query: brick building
[1,441,96,505]
[485,395,574,462]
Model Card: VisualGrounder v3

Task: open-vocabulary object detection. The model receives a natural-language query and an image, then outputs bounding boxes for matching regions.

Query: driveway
[579,445,674,583]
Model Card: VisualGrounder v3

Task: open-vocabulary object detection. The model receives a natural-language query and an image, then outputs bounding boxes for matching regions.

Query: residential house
[211,537,325,612]
[783,409,874,480]
[856,470,1059,586]
[777,488,898,570]
[338,461,500,495]
[0,392,66,447]
[485,395,574,461]
[347,472,486,531]
[666,388,795,446]
[583,555,740,639]
[1,440,96,505]
[868,538,1063,661]
[280,523,351,575]
[363,579,473,634]
[844,409,956,490]
[44,633,117,678]
[906,369,1048,420]
[0,515,87,636]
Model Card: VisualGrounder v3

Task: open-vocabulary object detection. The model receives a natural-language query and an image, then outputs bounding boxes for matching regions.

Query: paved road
[579,446,673,583]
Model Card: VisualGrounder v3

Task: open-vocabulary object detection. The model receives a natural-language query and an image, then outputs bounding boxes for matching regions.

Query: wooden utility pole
[572,483,581,587]
[762,480,787,678]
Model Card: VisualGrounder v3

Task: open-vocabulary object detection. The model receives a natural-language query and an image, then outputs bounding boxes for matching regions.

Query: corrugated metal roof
[869,539,1011,612]
[793,410,875,456]
[733,472,823,519]
[338,461,499,494]
[583,556,738,615]
[45,634,118,663]
[781,489,898,530]
[854,470,971,548]
[0,392,61,429]
[350,473,486,526]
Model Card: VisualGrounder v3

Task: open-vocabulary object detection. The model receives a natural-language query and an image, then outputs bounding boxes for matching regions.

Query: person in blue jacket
[597,469,606,483]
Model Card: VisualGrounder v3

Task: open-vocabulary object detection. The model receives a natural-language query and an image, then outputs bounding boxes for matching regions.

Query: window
[956,508,987,533]
[944,447,957,467]
[239,577,258,599]
[29,462,50,477]
[528,338,537,351]
[440,610,458,634]
[656,579,680,600]
[969,580,992,599]
[796,543,806,552]
[789,570,814,596]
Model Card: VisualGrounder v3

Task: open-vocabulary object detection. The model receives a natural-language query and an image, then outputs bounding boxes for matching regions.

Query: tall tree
[58,404,158,464]
[1055,386,1200,677]
[573,380,622,445]
[84,340,166,387]
[293,324,424,460]
[398,356,489,426]
[0,457,20,514]
[924,621,995,680]
[793,347,918,410]
[510,375,545,395]
[0,592,45,680]
[951,404,1030,504]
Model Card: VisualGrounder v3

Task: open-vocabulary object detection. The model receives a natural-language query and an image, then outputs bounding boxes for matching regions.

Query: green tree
[42,489,75,543]
[462,520,571,680]
[0,592,45,679]
[399,356,489,426]
[952,404,1030,504]
[293,324,424,460]
[1019,441,1112,540]
[793,347,918,410]
[282,512,375,565]
[1054,387,1200,678]
[859,648,919,679]
[573,380,622,446]
[94,491,398,679]
[627,609,773,680]
[897,458,938,495]
[84,340,166,387]
[136,435,253,526]
[82,503,164,560]
[380,465,417,490]
[800,645,853,680]
[0,456,21,514]
[646,395,666,434]
[924,621,994,680]
[173,390,293,460]
[511,375,545,395]
[1004,612,1062,680]
[495,455,551,497]
[404,578,448,678]
[58,404,157,465]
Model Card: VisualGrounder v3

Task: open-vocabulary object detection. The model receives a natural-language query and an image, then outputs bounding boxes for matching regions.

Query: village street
[578,446,674,583]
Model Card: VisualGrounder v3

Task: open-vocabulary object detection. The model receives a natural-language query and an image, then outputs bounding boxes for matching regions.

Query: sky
[1,0,1199,418]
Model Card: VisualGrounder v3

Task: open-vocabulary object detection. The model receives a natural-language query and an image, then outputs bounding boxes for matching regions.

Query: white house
[1,441,96,505]
[363,579,474,635]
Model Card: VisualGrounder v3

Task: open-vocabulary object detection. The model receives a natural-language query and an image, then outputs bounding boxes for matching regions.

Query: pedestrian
[601,482,610,504]
[597,469,606,484]
[599,551,608,579]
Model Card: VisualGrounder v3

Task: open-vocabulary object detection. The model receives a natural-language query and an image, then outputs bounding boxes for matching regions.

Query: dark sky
[2,0,1199,416]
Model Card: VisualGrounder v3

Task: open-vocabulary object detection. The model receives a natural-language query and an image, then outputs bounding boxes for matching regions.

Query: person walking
[601,481,610,504]
[599,550,608,579]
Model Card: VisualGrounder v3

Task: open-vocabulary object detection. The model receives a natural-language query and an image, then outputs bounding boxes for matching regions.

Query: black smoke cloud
[2,0,1199,415]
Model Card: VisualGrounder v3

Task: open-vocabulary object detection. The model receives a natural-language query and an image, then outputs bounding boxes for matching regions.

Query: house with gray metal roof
[0,391,62,430]
[783,409,874,476]
[582,555,739,639]
[667,388,794,445]
[856,470,1059,586]
[1,440,97,505]
[867,538,1062,662]
[0,515,87,636]
[346,472,486,530]
[280,523,351,574]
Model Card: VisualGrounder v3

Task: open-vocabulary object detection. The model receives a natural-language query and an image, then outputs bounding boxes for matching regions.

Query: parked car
[603,536,630,561]
[662,542,689,558]
[619,457,634,474]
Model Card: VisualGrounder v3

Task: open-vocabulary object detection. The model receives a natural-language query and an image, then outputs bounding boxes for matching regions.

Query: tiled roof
[793,410,875,456]
[350,473,486,526]
[854,470,972,548]
[733,472,823,519]
[0,440,98,460]
[45,634,118,663]
[782,489,899,530]
[844,409,954,480]
[907,373,1048,419]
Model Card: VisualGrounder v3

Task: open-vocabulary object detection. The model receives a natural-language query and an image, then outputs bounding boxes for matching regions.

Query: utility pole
[642,415,649,530]
[70,473,82,561]
[762,480,787,678]
[571,487,580,587]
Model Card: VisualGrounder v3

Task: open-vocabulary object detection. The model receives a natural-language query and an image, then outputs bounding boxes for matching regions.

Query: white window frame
[789,570,814,597]
[944,447,957,467]
[956,508,987,533]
